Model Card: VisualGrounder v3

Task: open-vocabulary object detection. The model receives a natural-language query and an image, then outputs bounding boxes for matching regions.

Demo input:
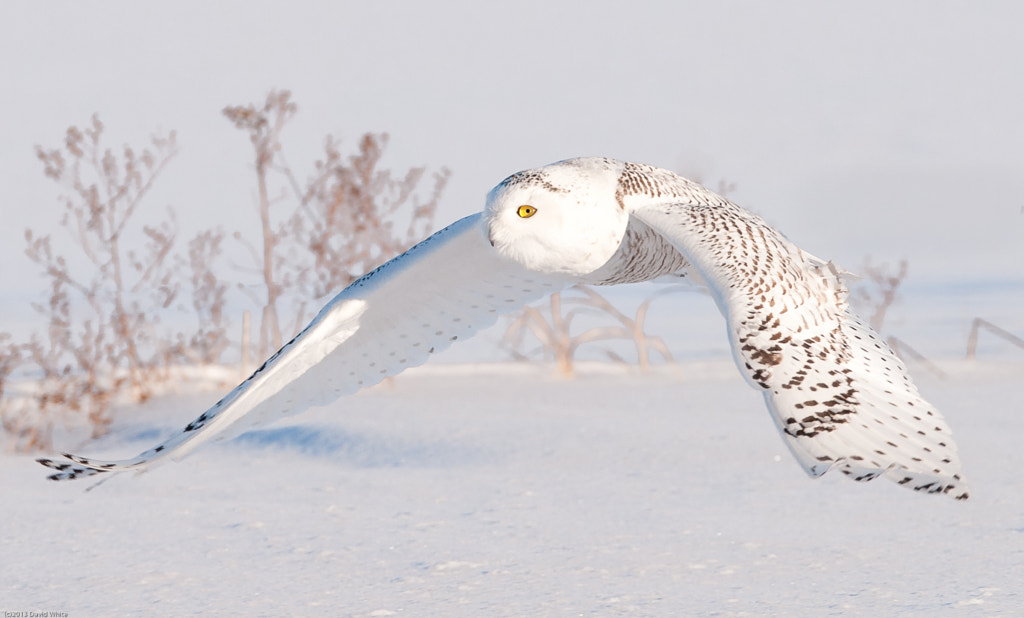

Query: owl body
[39,158,969,500]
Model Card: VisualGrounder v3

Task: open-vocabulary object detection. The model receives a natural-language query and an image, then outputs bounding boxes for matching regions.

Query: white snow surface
[3,356,1022,616]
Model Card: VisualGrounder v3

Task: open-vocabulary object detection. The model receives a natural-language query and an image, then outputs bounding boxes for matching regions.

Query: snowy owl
[38,158,969,500]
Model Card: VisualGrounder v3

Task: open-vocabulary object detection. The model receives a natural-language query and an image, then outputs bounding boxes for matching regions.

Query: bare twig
[5,95,449,452]
[223,90,297,354]
[966,318,1024,360]
[224,89,449,354]
[4,115,222,451]
[887,336,946,380]
[502,285,675,376]
[853,258,908,333]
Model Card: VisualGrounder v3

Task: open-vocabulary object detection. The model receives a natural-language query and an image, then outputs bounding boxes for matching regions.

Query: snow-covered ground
[2,346,1022,615]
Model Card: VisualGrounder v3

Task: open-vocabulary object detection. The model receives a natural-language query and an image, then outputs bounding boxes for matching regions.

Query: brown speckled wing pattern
[622,162,967,499]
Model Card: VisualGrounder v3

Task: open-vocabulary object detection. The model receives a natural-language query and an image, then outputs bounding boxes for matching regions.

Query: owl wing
[629,196,969,500]
[38,214,566,481]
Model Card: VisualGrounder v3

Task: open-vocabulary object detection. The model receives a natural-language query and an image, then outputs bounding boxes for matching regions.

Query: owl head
[484,158,630,278]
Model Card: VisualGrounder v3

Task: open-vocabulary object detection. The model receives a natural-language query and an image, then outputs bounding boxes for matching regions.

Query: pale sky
[1,0,1022,313]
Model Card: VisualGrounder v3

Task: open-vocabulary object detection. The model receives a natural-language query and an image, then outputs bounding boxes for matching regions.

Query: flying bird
[38,158,969,500]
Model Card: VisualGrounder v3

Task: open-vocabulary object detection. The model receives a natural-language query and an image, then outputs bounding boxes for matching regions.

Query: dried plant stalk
[4,93,447,451]
[965,318,1024,360]
[502,285,674,376]
[224,89,449,354]
[3,115,211,450]
[853,258,908,333]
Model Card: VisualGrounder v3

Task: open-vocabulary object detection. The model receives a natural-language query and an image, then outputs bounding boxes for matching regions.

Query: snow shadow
[229,424,489,469]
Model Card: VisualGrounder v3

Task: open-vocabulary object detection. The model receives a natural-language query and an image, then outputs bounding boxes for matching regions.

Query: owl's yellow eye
[517,205,537,218]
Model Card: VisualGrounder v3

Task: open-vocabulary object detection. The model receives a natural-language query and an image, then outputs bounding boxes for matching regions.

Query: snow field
[2,358,1021,616]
